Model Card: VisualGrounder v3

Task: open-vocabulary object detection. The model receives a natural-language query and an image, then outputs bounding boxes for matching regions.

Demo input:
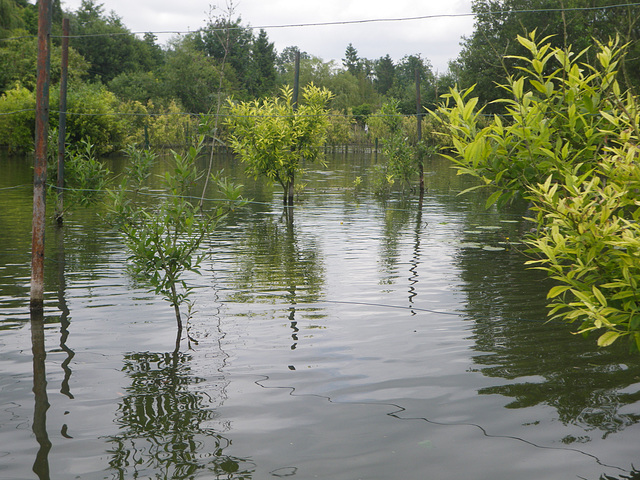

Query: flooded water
[1,149,640,480]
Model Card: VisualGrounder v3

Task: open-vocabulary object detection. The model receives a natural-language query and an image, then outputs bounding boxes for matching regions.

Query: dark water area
[1,149,640,479]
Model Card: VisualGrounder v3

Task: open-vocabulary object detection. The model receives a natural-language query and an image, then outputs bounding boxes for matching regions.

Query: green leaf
[592,286,607,306]
[597,330,620,347]
[548,285,572,298]
[485,190,502,209]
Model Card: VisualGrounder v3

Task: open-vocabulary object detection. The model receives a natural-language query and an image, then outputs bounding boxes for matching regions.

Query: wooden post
[31,0,53,311]
[415,68,424,194]
[55,17,69,225]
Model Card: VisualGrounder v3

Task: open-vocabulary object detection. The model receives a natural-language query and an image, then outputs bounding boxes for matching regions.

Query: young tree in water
[225,84,333,205]
[109,138,245,352]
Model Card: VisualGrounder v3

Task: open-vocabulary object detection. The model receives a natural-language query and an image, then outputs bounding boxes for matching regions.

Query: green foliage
[146,101,195,148]
[59,83,127,154]
[0,82,34,150]
[108,70,164,105]
[437,32,640,350]
[225,84,333,204]
[122,143,156,188]
[374,54,395,95]
[116,100,195,148]
[457,0,640,110]
[161,39,232,113]
[192,15,253,92]
[388,54,435,114]
[435,32,625,208]
[0,32,89,94]
[326,109,354,145]
[526,143,640,351]
[69,0,161,83]
[351,103,372,126]
[0,0,26,33]
[109,139,245,344]
[247,29,277,98]
[370,163,396,196]
[369,101,425,192]
[48,138,112,214]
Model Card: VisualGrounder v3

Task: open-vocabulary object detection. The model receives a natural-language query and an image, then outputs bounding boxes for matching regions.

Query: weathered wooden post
[55,17,70,225]
[31,0,53,311]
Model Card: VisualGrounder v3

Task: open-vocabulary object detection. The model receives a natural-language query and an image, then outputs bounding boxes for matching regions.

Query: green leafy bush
[0,83,35,151]
[226,84,333,205]
[61,83,127,154]
[435,32,640,350]
[435,32,625,208]
[368,101,426,192]
[48,138,112,219]
[527,142,640,350]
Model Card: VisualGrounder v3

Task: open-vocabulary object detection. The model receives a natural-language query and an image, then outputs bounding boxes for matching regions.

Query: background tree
[276,46,310,75]
[388,54,435,113]
[0,34,89,94]
[455,0,640,110]
[192,15,253,98]
[374,54,395,95]
[0,0,26,34]
[159,38,232,113]
[342,43,361,76]
[69,0,160,83]
[247,29,277,97]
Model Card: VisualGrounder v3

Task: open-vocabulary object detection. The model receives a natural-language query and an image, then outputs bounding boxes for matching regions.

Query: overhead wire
[0,2,638,43]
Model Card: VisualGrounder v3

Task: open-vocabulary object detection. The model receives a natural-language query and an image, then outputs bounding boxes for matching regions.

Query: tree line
[1,0,640,153]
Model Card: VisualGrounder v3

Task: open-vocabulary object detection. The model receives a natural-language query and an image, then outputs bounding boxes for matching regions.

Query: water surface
[1,150,639,479]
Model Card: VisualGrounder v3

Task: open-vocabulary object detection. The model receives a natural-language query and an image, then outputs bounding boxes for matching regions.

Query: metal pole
[31,0,53,311]
[56,17,69,225]
[292,50,300,111]
[286,50,301,206]
[415,68,424,194]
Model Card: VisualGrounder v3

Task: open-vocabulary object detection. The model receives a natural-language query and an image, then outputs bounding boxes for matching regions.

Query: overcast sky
[61,0,475,72]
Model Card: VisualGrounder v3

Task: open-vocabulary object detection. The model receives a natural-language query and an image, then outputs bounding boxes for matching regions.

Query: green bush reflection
[107,351,253,479]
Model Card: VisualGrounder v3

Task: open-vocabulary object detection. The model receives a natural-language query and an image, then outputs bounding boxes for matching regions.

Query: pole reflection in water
[30,309,51,480]
[107,350,254,479]
[408,192,424,315]
[55,226,74,400]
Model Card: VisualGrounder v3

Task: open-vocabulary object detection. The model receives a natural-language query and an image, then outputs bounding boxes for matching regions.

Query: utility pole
[31,0,53,311]
[416,68,425,194]
[56,17,70,225]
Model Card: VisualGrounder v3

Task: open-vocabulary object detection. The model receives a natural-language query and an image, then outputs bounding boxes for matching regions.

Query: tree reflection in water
[107,351,254,479]
[455,224,640,441]
[602,469,640,480]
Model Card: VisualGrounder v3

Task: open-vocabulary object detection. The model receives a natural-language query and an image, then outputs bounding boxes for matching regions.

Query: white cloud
[61,0,474,71]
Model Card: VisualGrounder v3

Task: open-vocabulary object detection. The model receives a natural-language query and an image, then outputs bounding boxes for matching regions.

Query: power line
[240,3,640,31]
[2,2,640,43]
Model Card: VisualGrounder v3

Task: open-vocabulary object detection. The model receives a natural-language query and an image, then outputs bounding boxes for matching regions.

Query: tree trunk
[170,283,182,353]
[286,173,295,206]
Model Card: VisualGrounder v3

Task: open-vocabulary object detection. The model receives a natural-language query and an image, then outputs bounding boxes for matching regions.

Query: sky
[60,0,475,73]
